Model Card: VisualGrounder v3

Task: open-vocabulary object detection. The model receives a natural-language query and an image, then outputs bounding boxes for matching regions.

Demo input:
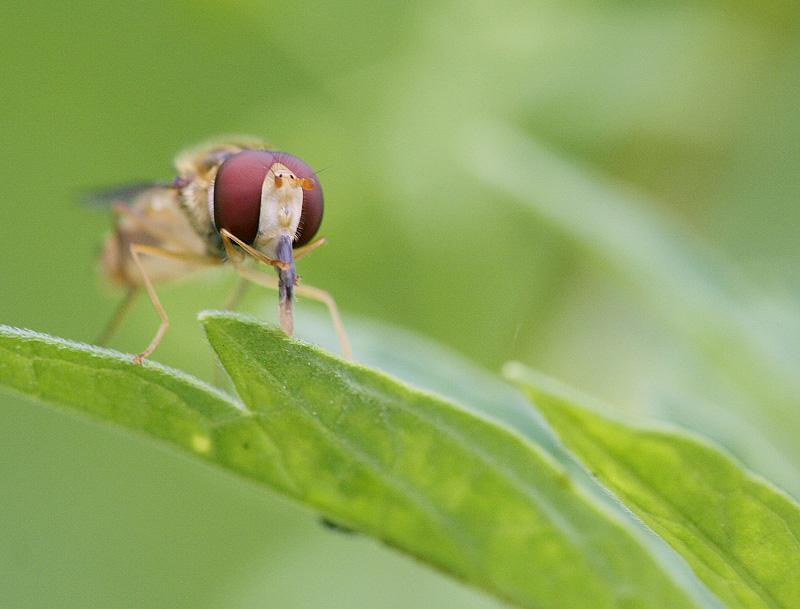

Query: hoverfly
[95,137,351,362]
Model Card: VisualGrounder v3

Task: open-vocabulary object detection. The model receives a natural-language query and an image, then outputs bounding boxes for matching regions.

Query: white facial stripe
[256,163,304,248]
[207,177,217,231]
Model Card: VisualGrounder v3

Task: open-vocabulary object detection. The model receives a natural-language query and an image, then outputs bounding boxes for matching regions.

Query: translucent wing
[99,183,211,286]
[82,181,180,209]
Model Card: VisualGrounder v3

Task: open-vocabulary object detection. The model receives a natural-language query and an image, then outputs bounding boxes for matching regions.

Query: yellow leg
[294,282,352,360]
[220,229,295,336]
[232,265,352,359]
[219,229,351,359]
[219,229,288,270]
[293,236,327,260]
[128,244,221,363]
[220,229,325,263]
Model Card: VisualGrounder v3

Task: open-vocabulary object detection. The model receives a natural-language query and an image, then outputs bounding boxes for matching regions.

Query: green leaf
[0,324,311,503]
[505,362,800,609]
[293,307,557,451]
[201,311,706,609]
[0,325,248,454]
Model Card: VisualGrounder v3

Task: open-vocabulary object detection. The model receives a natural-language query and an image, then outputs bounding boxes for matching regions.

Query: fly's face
[206,149,323,258]
[175,143,324,258]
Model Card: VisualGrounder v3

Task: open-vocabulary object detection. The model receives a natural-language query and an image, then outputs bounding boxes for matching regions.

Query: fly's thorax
[176,139,271,255]
[180,171,218,251]
[174,137,269,177]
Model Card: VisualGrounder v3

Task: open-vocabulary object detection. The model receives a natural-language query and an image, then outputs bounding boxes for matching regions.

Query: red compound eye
[213,150,323,248]
[213,150,272,245]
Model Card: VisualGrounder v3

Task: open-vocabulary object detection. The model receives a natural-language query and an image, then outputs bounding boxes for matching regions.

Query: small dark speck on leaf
[321,518,357,535]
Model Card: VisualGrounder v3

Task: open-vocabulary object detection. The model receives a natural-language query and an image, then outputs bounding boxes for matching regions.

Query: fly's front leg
[219,229,288,271]
[220,229,295,336]
[219,229,351,358]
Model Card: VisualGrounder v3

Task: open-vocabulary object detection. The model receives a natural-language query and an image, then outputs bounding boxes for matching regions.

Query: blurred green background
[2,0,800,607]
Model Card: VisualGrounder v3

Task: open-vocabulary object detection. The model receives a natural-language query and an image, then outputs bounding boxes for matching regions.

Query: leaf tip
[197,309,233,325]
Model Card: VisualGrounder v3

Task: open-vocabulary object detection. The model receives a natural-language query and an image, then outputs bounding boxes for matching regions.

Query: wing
[99,184,212,286]
[82,181,181,209]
